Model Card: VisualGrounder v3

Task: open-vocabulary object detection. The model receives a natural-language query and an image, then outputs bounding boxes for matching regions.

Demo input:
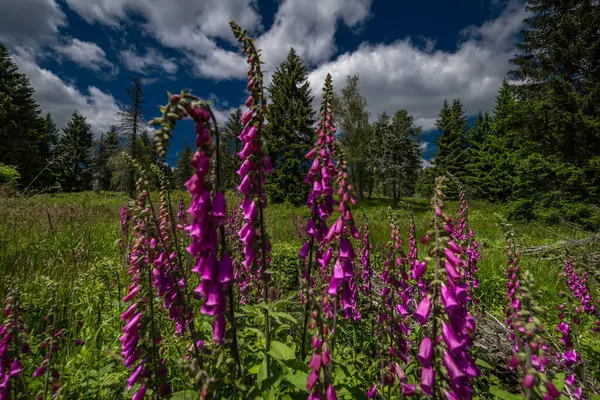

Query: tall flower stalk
[120,170,170,399]
[416,177,479,399]
[151,90,241,377]
[299,73,337,360]
[230,20,273,377]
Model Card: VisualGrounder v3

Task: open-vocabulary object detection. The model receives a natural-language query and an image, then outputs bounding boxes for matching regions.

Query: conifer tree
[434,98,469,195]
[333,74,372,199]
[264,48,316,204]
[91,125,120,191]
[0,42,46,186]
[54,112,94,192]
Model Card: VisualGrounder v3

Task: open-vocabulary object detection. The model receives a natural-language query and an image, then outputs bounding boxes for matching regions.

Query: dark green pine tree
[38,113,60,187]
[54,112,94,192]
[509,0,600,223]
[433,98,469,196]
[0,42,47,186]
[265,48,316,205]
[91,125,120,191]
[174,139,194,190]
[223,108,243,189]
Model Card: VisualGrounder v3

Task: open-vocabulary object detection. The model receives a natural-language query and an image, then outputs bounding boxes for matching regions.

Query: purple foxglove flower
[443,351,465,383]
[523,374,535,388]
[442,322,463,355]
[326,385,337,400]
[33,364,47,377]
[322,347,330,365]
[447,240,463,255]
[217,252,233,285]
[441,283,460,311]
[401,384,417,396]
[308,354,322,371]
[299,242,310,259]
[213,314,226,343]
[9,359,22,377]
[412,260,427,279]
[367,385,377,399]
[420,366,434,395]
[418,337,433,366]
[245,95,254,107]
[444,248,462,268]
[414,295,431,325]
[127,363,144,390]
[574,387,582,399]
[132,384,147,400]
[546,381,560,398]
[211,192,226,224]
[445,260,461,281]
[121,303,137,321]
[241,109,253,125]
[307,370,319,391]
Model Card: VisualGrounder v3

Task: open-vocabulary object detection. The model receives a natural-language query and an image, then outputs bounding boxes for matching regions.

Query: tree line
[1,0,599,226]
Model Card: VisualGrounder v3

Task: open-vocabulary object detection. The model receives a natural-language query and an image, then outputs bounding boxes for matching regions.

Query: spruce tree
[434,98,469,195]
[372,110,422,207]
[55,112,94,192]
[264,48,316,204]
[91,125,120,191]
[333,74,372,199]
[174,139,194,190]
[0,42,46,186]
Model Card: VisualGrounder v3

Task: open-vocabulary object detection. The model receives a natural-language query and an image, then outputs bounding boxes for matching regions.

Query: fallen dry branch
[519,235,600,256]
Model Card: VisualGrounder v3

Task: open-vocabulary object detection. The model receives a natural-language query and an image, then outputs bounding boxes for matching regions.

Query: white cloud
[308,0,529,130]
[54,38,113,71]
[0,0,66,49]
[64,0,262,79]
[11,49,121,136]
[120,47,178,75]
[257,0,372,77]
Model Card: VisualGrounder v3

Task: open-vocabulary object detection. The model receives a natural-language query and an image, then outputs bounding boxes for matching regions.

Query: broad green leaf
[285,371,309,392]
[490,387,522,400]
[257,356,269,383]
[552,373,566,393]
[268,341,295,361]
[475,358,494,369]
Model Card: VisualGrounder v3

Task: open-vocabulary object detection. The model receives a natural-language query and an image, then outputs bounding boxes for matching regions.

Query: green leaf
[285,371,309,392]
[171,390,199,399]
[257,356,269,384]
[490,387,522,400]
[475,358,493,370]
[552,373,566,393]
[268,341,295,361]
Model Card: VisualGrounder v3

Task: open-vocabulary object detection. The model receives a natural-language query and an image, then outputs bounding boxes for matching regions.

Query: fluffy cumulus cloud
[54,38,113,71]
[120,47,178,75]
[64,0,263,79]
[308,0,529,130]
[0,0,66,49]
[257,0,372,74]
[10,50,121,136]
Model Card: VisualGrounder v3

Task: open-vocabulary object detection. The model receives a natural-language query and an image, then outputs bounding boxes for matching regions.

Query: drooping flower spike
[0,291,29,400]
[151,92,232,344]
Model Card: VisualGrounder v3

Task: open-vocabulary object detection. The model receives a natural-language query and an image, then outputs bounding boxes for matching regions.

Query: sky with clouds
[0,0,528,165]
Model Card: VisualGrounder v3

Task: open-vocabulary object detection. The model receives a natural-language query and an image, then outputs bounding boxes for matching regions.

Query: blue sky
[0,0,528,166]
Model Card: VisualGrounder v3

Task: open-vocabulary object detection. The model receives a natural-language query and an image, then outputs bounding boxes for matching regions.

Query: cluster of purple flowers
[564,258,600,332]
[416,178,479,399]
[0,293,27,399]
[231,23,273,293]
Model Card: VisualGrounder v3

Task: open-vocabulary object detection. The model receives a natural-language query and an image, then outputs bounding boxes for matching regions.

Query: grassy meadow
[1,191,599,398]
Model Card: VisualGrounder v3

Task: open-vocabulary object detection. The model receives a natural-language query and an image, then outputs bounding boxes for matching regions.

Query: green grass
[1,191,599,397]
